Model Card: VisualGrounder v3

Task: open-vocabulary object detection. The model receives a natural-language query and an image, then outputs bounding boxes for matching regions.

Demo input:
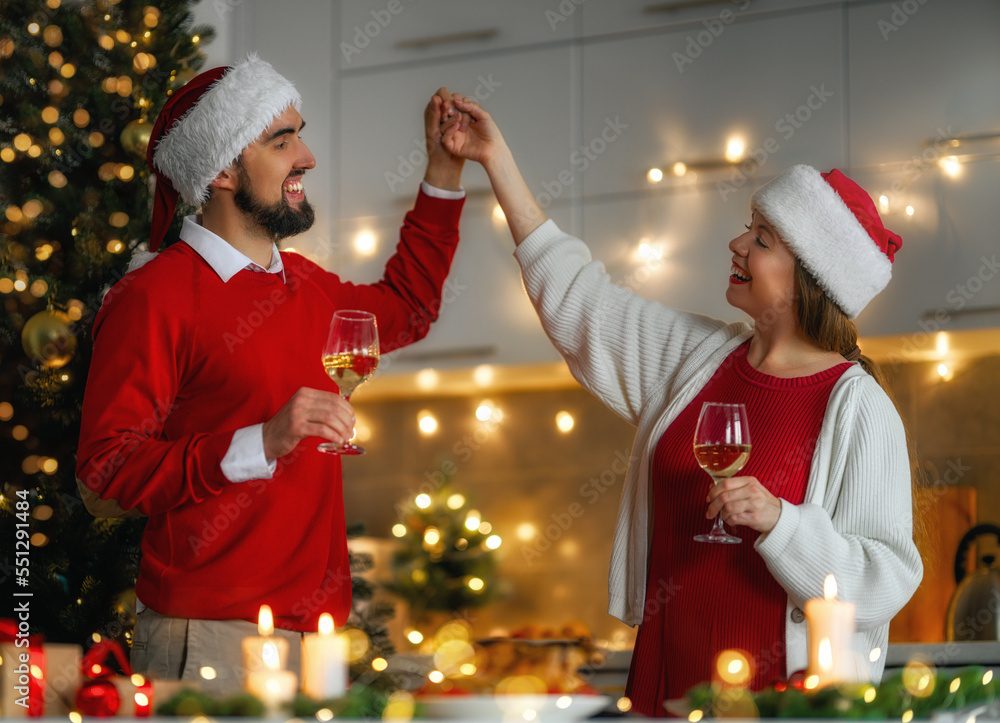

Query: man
[75,54,467,692]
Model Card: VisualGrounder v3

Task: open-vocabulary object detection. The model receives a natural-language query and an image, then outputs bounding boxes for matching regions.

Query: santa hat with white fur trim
[144,53,301,253]
[750,165,902,319]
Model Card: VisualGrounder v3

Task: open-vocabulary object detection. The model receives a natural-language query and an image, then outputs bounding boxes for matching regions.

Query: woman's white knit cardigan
[513,220,922,682]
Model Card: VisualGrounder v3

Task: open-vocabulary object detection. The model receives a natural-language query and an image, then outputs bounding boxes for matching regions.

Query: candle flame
[823,574,837,600]
[258,604,274,636]
[818,638,833,672]
[319,613,334,636]
[262,641,280,671]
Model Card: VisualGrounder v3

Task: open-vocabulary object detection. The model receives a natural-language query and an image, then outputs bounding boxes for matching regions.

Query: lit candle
[241,605,289,683]
[804,574,857,687]
[245,641,297,716]
[301,613,348,700]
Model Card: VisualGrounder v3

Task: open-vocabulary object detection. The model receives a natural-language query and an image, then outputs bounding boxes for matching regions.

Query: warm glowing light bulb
[647,167,663,183]
[939,156,961,178]
[424,527,441,545]
[465,513,481,531]
[415,493,431,509]
[725,136,745,162]
[407,630,424,644]
[416,368,438,390]
[200,666,216,680]
[372,657,388,671]
[905,205,914,216]
[473,364,494,386]
[354,231,376,255]
[418,411,438,435]
[937,363,950,378]
[428,670,444,683]
[485,535,502,549]
[475,403,493,421]
[468,577,484,591]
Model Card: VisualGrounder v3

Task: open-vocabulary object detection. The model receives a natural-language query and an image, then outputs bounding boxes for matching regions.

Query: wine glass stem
[710,513,728,536]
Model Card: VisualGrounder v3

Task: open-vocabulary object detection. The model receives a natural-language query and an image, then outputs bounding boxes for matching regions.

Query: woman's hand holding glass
[705,475,782,535]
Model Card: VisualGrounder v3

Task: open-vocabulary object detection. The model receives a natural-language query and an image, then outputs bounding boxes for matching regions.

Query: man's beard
[234,164,316,241]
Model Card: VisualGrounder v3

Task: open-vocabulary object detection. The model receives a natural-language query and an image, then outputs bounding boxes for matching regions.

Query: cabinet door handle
[395,28,498,50]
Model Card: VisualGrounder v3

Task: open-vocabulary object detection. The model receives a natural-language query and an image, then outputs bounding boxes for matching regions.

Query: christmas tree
[0,0,214,648]
[383,473,505,639]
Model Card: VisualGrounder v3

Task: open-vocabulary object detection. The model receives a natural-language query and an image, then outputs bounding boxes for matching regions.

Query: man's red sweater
[76,191,463,631]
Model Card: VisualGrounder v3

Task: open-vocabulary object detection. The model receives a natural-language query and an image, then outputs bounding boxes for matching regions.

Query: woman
[440,98,923,714]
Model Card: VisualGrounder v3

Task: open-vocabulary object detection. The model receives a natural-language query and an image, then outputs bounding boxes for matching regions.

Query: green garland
[685,666,998,719]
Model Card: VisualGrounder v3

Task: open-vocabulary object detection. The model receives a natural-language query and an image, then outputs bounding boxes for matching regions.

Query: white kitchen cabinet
[581,0,840,39]
[338,0,574,71]
[579,6,848,198]
[847,0,1000,169]
[337,45,576,222]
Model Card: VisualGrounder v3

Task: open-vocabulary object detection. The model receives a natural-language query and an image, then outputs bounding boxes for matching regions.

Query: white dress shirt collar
[179,215,285,283]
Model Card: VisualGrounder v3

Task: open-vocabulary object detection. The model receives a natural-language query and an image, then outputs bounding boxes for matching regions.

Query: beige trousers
[131,606,304,697]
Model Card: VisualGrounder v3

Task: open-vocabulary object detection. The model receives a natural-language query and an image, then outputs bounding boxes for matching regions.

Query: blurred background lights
[689,710,703,722]
[879,195,889,213]
[492,204,506,222]
[415,368,438,390]
[199,666,216,680]
[478,521,492,534]
[371,657,388,672]
[905,205,915,217]
[937,363,951,380]
[353,230,376,256]
[407,629,424,645]
[417,410,438,435]
[485,534,502,549]
[464,511,481,530]
[415,493,431,509]
[467,577,484,591]
[392,523,406,538]
[446,493,465,510]
[473,364,494,387]
[637,241,663,262]
[672,162,687,177]
[617,698,632,713]
[716,649,751,687]
[428,670,444,684]
[423,527,441,546]
[516,523,536,540]
[316,708,334,721]
[647,167,663,183]
[725,136,745,162]
[939,156,962,177]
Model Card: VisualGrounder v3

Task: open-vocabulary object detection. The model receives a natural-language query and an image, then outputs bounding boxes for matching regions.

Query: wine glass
[692,402,751,544]
[319,310,379,455]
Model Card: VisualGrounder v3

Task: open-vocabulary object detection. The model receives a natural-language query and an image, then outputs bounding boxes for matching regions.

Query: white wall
[194,0,1000,373]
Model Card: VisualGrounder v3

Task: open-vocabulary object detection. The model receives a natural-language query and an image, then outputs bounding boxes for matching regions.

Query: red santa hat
[144,53,301,252]
[750,165,902,319]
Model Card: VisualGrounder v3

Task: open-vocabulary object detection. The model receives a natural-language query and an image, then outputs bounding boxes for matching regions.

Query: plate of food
[418,693,612,721]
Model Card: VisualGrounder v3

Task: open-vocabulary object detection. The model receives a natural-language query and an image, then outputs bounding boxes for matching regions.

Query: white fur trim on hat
[151,53,301,205]
[750,165,891,319]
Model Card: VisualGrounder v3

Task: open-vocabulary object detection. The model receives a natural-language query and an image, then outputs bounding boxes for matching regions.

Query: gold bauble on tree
[22,308,77,368]
[120,118,152,156]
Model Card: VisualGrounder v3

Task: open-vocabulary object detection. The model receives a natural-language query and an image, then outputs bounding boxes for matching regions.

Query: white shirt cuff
[421,180,466,200]
[221,424,277,483]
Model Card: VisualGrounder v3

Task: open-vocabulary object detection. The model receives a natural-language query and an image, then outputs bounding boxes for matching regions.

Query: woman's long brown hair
[793,261,929,557]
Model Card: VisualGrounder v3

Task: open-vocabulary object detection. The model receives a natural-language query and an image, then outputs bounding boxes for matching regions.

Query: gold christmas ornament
[119,118,151,156]
[21,307,77,368]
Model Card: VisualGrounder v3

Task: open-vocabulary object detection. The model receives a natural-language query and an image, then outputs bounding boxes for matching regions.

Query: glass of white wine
[319,310,379,455]
[692,402,751,544]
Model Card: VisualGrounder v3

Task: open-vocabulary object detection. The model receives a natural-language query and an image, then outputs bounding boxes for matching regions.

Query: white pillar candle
[301,613,348,700]
[241,605,289,684]
[804,574,856,687]
[246,641,298,716]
